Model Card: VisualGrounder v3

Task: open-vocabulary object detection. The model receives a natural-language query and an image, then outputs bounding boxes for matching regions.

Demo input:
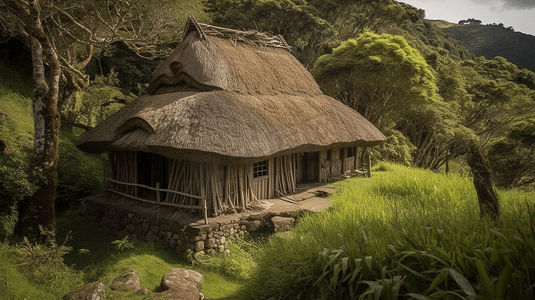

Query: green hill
[426,19,456,29]
[442,24,535,71]
[389,19,474,61]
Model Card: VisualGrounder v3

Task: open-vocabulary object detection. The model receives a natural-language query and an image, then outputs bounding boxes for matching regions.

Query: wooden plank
[105,188,203,210]
[105,177,203,199]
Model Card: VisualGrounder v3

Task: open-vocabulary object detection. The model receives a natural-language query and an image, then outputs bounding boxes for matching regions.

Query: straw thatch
[77,89,385,164]
[77,17,386,164]
[148,18,321,95]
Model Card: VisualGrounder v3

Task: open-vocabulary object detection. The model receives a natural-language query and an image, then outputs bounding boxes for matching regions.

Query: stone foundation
[81,194,298,257]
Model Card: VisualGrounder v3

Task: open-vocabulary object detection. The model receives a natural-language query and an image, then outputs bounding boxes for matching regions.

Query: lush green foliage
[312,32,471,170]
[238,163,535,299]
[190,235,260,281]
[489,121,535,189]
[0,59,106,211]
[204,0,423,67]
[395,20,473,61]
[0,60,39,212]
[313,32,440,128]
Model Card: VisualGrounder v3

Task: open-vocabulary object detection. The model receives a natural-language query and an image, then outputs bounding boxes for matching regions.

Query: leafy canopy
[313,32,440,128]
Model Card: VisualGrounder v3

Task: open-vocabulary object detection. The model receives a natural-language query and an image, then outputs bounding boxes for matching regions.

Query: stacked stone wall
[83,200,248,256]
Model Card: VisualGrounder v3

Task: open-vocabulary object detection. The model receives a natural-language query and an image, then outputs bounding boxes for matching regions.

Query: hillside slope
[443,24,535,71]
[0,40,106,212]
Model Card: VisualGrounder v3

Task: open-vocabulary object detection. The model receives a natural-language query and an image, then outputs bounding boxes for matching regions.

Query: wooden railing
[104,177,208,224]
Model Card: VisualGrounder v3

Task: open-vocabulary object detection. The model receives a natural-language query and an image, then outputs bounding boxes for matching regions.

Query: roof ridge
[185,16,291,51]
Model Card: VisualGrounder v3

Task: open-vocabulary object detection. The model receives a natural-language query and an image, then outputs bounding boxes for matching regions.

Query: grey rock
[194,240,204,252]
[150,225,160,235]
[146,231,157,242]
[245,220,263,232]
[271,216,295,231]
[205,238,216,249]
[63,282,105,300]
[149,268,203,300]
[109,269,141,292]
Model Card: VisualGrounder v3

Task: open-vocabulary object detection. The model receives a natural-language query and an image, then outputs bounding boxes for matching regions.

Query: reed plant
[242,163,535,299]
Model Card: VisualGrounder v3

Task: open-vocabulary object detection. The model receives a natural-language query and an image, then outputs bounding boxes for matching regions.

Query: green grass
[2,162,535,299]
[0,60,37,209]
[0,60,33,143]
[55,210,243,299]
[237,163,535,299]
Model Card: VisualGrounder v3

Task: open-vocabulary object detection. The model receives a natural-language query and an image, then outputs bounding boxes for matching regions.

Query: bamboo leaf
[365,256,373,272]
[342,256,349,277]
[374,285,383,300]
[476,260,495,297]
[425,268,449,295]
[495,264,512,298]
[427,290,455,298]
[331,263,340,288]
[359,287,374,300]
[448,268,476,296]
[349,266,363,283]
[399,263,432,280]
[405,293,431,300]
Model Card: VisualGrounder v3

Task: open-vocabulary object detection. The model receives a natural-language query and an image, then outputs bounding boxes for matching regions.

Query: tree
[459,57,535,145]
[0,0,182,242]
[312,33,472,170]
[467,140,501,225]
[489,121,535,189]
[312,32,440,128]
[203,0,423,67]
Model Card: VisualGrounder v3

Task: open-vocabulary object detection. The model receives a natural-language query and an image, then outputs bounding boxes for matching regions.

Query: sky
[400,0,535,36]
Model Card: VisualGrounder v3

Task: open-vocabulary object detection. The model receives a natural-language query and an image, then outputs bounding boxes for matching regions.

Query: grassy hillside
[443,24,535,71]
[231,163,535,299]
[427,19,456,29]
[3,161,535,298]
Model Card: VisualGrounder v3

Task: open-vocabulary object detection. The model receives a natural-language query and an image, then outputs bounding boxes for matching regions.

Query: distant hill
[426,19,456,29]
[441,23,535,71]
[390,19,474,61]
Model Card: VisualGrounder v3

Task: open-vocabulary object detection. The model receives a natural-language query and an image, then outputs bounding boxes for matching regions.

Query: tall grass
[240,163,535,299]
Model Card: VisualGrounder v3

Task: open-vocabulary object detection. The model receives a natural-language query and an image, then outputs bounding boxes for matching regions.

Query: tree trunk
[14,0,61,244]
[466,140,501,225]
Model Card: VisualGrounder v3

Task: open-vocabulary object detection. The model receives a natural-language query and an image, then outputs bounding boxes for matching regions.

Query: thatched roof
[77,17,385,164]
[148,18,320,96]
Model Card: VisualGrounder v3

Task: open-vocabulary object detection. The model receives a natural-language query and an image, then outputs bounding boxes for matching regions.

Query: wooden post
[367,149,372,177]
[203,199,208,225]
[355,147,359,171]
[156,182,160,203]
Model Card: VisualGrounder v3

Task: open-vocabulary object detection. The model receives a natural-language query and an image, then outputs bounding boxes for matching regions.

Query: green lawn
[2,160,535,299]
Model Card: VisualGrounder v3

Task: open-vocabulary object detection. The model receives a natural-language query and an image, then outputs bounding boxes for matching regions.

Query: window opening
[253,160,268,178]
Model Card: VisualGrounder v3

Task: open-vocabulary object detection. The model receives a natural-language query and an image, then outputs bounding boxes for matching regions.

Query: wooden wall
[273,154,297,197]
[109,147,365,216]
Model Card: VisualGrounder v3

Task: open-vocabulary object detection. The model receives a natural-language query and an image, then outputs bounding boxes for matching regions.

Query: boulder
[147,268,203,300]
[271,216,295,231]
[244,220,263,232]
[109,268,141,292]
[63,282,105,300]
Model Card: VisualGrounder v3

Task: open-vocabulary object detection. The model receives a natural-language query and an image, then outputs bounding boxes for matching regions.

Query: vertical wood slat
[268,158,274,198]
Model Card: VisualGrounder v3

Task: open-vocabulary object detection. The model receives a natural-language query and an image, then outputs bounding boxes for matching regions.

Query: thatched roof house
[77,17,385,219]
